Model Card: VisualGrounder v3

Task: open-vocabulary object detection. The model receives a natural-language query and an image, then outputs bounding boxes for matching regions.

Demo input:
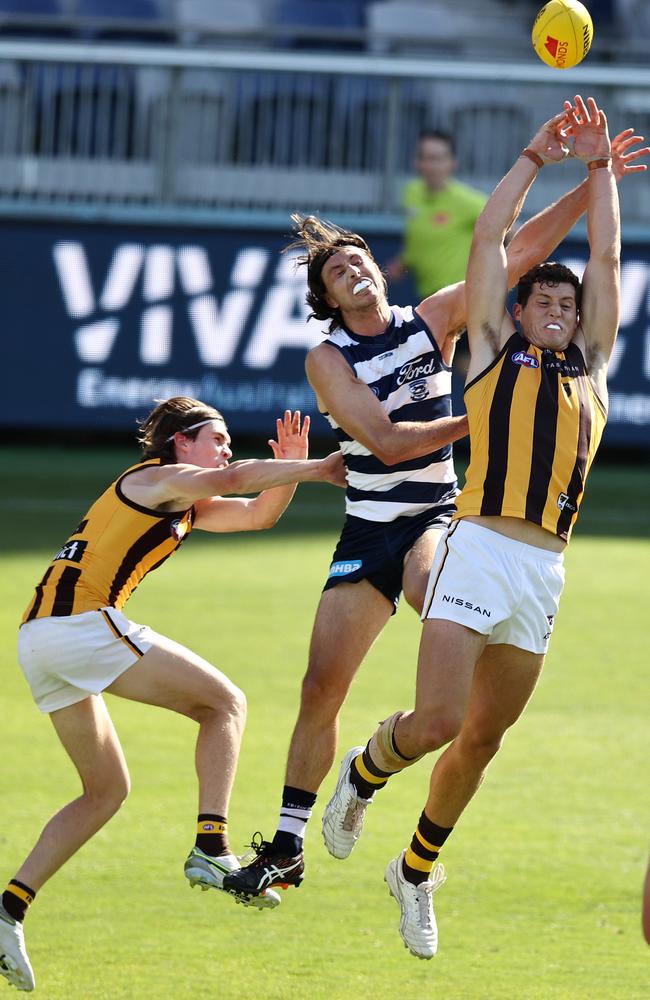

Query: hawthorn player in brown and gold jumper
[322,95,634,959]
[1,397,344,992]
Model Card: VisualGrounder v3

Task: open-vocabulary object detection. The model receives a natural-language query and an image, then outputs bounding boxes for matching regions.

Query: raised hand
[528,109,572,164]
[563,95,611,163]
[268,409,310,460]
[610,127,650,182]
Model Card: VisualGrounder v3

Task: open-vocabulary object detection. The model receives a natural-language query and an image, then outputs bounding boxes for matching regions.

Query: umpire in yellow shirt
[387,129,487,298]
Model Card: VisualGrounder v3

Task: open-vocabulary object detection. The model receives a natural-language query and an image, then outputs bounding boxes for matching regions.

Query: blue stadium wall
[3,219,650,447]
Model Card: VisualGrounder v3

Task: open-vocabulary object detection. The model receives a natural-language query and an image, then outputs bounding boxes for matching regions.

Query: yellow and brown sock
[402,812,453,885]
[195,814,228,856]
[350,748,389,799]
[2,880,36,923]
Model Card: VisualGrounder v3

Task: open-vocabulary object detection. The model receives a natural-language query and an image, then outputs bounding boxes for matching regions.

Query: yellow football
[532,1,593,69]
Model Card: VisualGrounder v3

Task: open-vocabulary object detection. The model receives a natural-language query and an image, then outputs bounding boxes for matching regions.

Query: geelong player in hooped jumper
[0,397,344,992]
[321,95,632,959]
[224,114,648,904]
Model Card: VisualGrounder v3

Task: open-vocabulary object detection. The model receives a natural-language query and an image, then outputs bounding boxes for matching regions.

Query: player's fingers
[268,440,280,457]
[291,409,301,432]
[574,94,589,121]
[620,144,649,160]
[301,414,311,437]
[615,135,644,152]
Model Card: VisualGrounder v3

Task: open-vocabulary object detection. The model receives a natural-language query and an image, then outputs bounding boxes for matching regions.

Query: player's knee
[412,711,463,753]
[85,767,131,818]
[403,577,427,616]
[459,728,504,766]
[198,681,247,730]
[300,670,348,720]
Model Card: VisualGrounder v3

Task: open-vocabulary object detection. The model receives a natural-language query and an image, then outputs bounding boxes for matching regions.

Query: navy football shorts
[323,503,455,612]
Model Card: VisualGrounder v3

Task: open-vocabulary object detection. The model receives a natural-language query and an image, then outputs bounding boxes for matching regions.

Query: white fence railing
[0,41,648,222]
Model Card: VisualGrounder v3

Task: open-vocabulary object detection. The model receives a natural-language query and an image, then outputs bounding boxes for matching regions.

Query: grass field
[1,445,648,1000]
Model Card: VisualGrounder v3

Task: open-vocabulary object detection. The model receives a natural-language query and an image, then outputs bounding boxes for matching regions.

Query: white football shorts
[422,520,565,654]
[17,607,154,713]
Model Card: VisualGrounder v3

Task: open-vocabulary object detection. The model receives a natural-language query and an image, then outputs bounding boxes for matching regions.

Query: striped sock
[402,812,453,885]
[195,814,228,856]
[349,748,388,799]
[272,786,317,856]
[2,880,36,923]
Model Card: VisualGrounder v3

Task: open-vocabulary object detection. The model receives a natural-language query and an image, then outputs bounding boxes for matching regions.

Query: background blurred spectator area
[0,1,646,220]
[0,1,645,57]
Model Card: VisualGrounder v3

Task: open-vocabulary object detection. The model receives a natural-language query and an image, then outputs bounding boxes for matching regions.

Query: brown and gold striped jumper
[454,332,607,541]
[22,460,195,623]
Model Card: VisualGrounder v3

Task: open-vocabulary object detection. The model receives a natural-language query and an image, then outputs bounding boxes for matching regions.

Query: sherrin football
[532,1,593,69]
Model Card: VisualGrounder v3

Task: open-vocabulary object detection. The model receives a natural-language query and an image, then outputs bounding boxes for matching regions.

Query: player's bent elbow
[251,510,283,531]
[372,437,404,466]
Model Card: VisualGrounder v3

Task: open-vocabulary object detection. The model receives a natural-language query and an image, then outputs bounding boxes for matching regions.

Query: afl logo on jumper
[512,351,540,369]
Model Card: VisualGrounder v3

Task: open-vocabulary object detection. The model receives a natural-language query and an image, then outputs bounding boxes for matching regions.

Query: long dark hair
[285,213,386,334]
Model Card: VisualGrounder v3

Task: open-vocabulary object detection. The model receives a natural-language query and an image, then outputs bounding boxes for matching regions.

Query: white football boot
[322,746,372,859]
[183,847,280,910]
[384,851,447,959]
[0,903,35,992]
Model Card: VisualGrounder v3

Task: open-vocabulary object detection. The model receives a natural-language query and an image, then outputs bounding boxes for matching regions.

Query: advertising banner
[2,220,649,446]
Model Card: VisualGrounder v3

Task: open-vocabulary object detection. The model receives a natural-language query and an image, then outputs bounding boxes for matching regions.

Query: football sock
[402,812,453,885]
[2,881,36,923]
[195,814,229,856]
[349,711,422,799]
[349,750,386,799]
[271,786,317,856]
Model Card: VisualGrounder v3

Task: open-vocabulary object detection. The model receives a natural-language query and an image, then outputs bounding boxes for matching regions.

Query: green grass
[1,447,649,999]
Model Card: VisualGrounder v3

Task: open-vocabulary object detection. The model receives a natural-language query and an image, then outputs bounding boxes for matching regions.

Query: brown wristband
[520,147,544,168]
[587,157,612,171]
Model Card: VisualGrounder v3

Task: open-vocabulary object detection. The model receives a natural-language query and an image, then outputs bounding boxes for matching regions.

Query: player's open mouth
[546,323,561,331]
[353,278,372,295]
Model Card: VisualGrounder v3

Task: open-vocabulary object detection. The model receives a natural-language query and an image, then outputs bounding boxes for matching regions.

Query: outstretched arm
[417,127,647,344]
[195,410,328,532]
[505,124,647,288]
[466,111,570,370]
[568,96,621,388]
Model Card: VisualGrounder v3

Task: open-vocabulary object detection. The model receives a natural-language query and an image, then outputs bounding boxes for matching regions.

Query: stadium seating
[367,0,529,56]
[76,0,173,43]
[0,0,72,38]
[273,0,366,50]
[175,0,266,46]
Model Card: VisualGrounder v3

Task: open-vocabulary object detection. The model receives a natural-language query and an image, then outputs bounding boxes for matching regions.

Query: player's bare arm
[503,126,646,288]
[193,411,343,533]
[566,96,621,402]
[416,126,647,356]
[465,109,571,380]
[306,342,468,466]
[122,445,344,512]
